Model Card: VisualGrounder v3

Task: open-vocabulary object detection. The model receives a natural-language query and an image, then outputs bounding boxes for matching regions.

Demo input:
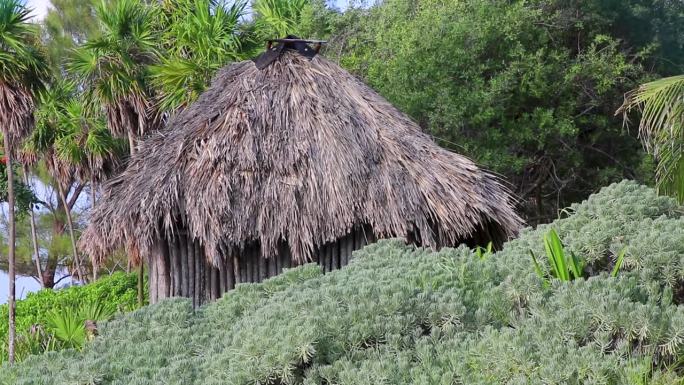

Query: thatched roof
[81,44,523,265]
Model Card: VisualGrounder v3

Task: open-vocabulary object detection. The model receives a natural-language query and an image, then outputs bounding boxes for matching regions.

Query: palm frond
[619,75,684,203]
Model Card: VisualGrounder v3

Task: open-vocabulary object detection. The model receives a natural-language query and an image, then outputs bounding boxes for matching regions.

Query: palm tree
[70,0,160,153]
[27,80,86,283]
[27,79,123,283]
[71,0,159,305]
[152,0,247,112]
[619,75,684,203]
[253,0,311,38]
[0,0,47,364]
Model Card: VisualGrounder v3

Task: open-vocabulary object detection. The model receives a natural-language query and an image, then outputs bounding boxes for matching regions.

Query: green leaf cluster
[0,271,143,364]
[329,0,684,220]
[2,181,684,384]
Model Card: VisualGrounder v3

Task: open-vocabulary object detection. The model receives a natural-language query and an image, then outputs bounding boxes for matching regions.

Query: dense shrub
[2,181,684,384]
[0,272,142,363]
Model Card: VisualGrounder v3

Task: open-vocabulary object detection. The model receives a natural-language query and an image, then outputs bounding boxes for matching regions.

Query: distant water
[0,269,42,305]
[0,266,76,305]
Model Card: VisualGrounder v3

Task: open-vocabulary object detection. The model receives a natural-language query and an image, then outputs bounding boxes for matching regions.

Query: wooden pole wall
[148,225,374,306]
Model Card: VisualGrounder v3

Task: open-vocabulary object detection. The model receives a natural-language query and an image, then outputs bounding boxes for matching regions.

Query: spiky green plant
[619,75,684,203]
[474,241,493,260]
[530,228,585,282]
[151,0,247,112]
[45,307,85,350]
[253,0,311,38]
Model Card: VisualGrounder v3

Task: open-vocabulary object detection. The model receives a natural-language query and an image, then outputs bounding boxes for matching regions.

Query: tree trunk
[56,182,85,283]
[179,233,188,297]
[88,177,99,280]
[138,260,144,307]
[23,166,43,288]
[3,128,17,364]
[171,237,181,296]
[127,134,145,305]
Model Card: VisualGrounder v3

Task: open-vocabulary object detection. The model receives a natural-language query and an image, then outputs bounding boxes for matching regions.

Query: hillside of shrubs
[2,181,684,384]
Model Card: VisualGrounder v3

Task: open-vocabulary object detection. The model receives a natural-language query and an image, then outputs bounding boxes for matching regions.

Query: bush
[2,181,684,384]
[0,272,142,364]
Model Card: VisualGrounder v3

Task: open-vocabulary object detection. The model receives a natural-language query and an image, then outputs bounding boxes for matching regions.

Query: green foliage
[0,162,36,215]
[151,0,249,111]
[473,241,492,260]
[0,0,47,87]
[45,300,115,350]
[252,0,335,40]
[530,228,585,282]
[620,75,684,204]
[0,272,143,364]
[2,181,684,384]
[329,0,684,220]
[45,306,85,350]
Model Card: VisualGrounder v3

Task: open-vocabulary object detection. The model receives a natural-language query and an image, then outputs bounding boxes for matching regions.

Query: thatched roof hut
[81,39,522,305]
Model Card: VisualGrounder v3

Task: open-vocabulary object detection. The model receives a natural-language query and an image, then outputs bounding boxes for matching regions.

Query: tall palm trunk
[56,182,85,283]
[23,165,43,288]
[89,176,98,280]
[3,127,17,364]
[128,134,144,307]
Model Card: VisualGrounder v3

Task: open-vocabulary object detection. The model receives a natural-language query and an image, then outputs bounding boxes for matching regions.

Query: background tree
[151,0,249,112]
[0,0,47,364]
[42,0,102,71]
[325,0,684,223]
[619,75,684,203]
[70,0,161,305]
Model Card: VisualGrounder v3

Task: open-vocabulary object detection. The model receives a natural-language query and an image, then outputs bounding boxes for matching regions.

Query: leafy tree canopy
[326,0,684,221]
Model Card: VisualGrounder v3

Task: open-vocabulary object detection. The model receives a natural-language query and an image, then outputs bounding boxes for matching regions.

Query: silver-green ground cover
[3,181,684,384]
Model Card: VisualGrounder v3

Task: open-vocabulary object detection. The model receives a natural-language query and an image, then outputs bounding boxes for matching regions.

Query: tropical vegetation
[0,0,683,379]
[0,271,140,363]
[1,181,683,384]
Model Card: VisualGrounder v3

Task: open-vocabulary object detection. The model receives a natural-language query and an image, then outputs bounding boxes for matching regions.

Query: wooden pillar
[332,242,339,270]
[148,253,157,304]
[258,250,267,282]
[226,255,235,291]
[194,240,201,306]
[179,233,188,297]
[171,236,182,297]
[268,255,277,278]
[152,239,171,302]
[245,250,253,283]
[196,241,205,305]
[219,261,226,295]
[210,265,219,301]
[282,246,291,270]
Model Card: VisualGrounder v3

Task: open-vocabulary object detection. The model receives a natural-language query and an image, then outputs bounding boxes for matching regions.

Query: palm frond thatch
[81,49,523,265]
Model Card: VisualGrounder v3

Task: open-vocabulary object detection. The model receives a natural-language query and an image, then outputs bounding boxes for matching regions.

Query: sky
[25,0,51,20]
[24,0,358,20]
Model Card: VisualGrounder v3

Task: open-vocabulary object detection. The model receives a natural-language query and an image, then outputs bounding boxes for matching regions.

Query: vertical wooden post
[148,254,157,304]
[332,242,340,270]
[196,241,204,305]
[226,255,235,290]
[157,239,171,300]
[258,250,267,282]
[234,255,242,285]
[282,246,291,270]
[219,261,226,295]
[245,249,254,283]
[194,239,201,306]
[179,233,188,297]
[171,236,182,296]
[210,266,219,301]
[268,254,277,278]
